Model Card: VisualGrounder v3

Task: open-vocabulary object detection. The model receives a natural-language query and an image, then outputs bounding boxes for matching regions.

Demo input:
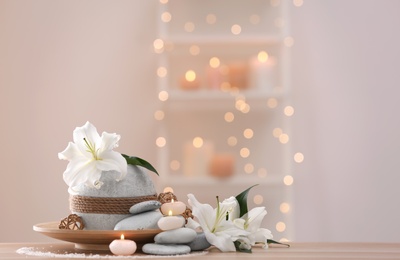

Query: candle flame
[168,210,172,216]
[257,51,269,63]
[185,70,196,82]
[171,199,174,203]
[121,234,125,240]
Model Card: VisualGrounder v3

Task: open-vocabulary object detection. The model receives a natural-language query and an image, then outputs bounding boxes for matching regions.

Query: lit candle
[109,234,137,256]
[160,199,186,215]
[157,210,185,231]
[228,61,249,89]
[249,51,276,91]
[209,153,235,179]
[183,140,215,177]
[206,57,224,89]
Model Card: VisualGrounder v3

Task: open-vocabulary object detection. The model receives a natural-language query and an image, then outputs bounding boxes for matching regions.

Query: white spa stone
[129,200,161,215]
[70,165,157,230]
[157,215,185,231]
[142,243,191,255]
[154,228,197,244]
[114,210,162,230]
[186,232,211,251]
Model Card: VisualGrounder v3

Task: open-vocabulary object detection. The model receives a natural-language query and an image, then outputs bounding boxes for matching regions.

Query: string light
[240,148,250,158]
[293,0,304,7]
[163,187,174,193]
[284,36,294,47]
[253,194,264,204]
[224,112,234,122]
[231,24,242,35]
[161,12,172,23]
[156,137,166,147]
[209,57,220,68]
[273,127,283,138]
[243,128,254,139]
[184,22,195,32]
[257,168,267,178]
[279,133,289,144]
[157,66,167,78]
[280,202,290,213]
[294,152,304,163]
[158,90,169,101]
[283,175,294,186]
[276,221,286,232]
[154,110,165,121]
[249,14,260,25]
[267,97,278,108]
[153,39,164,53]
[189,45,200,56]
[244,163,254,174]
[227,136,237,146]
[284,106,294,116]
[170,160,180,171]
[206,14,217,24]
[270,0,281,7]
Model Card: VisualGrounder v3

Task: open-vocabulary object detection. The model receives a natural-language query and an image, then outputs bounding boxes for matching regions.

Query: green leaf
[267,239,290,247]
[121,154,159,176]
[235,184,258,217]
[234,241,252,253]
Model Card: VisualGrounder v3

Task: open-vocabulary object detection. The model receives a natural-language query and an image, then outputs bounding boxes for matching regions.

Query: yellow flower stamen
[83,138,99,160]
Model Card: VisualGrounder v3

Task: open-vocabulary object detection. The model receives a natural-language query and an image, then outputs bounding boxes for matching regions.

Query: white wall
[0,0,159,242]
[0,0,399,243]
[291,0,400,242]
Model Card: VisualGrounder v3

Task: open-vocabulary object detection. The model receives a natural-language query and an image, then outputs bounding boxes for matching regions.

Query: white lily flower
[234,206,273,246]
[187,194,249,252]
[58,122,127,191]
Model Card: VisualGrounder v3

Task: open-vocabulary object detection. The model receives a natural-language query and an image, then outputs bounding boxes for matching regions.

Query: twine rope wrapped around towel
[70,194,158,214]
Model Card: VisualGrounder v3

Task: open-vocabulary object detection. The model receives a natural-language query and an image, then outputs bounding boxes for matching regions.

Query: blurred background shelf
[155,0,293,242]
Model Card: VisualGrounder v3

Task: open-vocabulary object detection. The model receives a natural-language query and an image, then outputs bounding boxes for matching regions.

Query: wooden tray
[33,221,161,251]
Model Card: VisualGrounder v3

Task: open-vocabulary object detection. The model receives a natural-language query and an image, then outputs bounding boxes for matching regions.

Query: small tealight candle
[160,199,186,215]
[157,210,185,231]
[109,234,137,256]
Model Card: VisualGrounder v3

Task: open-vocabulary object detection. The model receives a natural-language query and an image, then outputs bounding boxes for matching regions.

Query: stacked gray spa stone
[142,226,211,255]
[113,198,211,255]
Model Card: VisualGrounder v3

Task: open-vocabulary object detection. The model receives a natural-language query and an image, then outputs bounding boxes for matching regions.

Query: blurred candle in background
[183,138,214,177]
[249,51,276,91]
[209,153,235,179]
[206,57,224,89]
[228,61,249,89]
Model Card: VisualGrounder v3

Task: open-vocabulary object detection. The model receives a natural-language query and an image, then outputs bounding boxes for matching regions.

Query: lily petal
[99,131,120,152]
[58,142,81,161]
[249,228,273,245]
[233,218,246,229]
[96,150,127,180]
[220,196,239,221]
[185,217,201,230]
[245,207,267,233]
[204,230,236,252]
[73,122,101,157]
[63,157,93,188]
[188,194,216,231]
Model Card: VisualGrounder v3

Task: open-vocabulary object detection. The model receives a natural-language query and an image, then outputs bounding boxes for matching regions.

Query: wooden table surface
[1,242,400,259]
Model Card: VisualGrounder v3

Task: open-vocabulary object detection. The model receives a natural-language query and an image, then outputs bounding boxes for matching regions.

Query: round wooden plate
[33,221,161,251]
